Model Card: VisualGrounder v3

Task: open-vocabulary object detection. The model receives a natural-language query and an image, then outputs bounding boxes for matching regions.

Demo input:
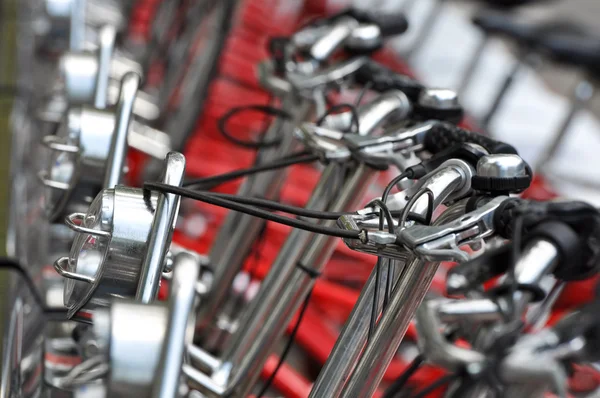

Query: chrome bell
[53,152,186,319]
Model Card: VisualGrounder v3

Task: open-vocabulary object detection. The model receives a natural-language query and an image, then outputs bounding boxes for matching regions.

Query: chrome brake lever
[338,159,477,260]
[286,56,369,91]
[399,196,508,262]
[294,92,415,161]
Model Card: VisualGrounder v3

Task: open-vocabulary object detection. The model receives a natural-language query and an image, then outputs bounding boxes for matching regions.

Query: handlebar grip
[413,102,464,124]
[423,122,519,155]
[350,9,409,36]
[354,60,423,101]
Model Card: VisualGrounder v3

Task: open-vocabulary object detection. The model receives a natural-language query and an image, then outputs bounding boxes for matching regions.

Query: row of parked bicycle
[4,0,600,397]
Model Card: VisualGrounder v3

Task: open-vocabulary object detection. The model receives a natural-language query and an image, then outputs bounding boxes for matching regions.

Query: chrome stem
[136,152,186,303]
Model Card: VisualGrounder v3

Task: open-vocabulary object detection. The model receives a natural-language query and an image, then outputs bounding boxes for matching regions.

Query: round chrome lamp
[40,69,138,221]
[53,152,186,319]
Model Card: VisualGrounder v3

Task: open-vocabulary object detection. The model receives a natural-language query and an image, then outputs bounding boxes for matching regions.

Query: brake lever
[338,159,477,259]
[399,196,508,262]
[286,56,369,91]
[294,90,413,160]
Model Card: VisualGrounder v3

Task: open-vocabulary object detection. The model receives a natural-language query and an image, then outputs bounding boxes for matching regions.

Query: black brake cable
[183,150,319,190]
[366,171,418,341]
[355,81,373,107]
[256,286,315,398]
[380,171,414,309]
[202,192,352,220]
[315,102,360,134]
[217,104,293,149]
[382,354,425,398]
[367,199,395,341]
[144,182,361,239]
[412,373,458,398]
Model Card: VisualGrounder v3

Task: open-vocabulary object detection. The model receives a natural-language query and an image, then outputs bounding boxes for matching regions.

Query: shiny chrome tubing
[311,202,467,397]
[94,25,117,109]
[152,253,200,398]
[219,91,412,394]
[227,164,377,397]
[198,97,312,327]
[136,152,186,303]
[342,257,438,397]
[438,298,503,323]
[456,239,560,398]
[416,300,487,372]
[70,0,86,51]
[103,72,140,189]
[309,17,359,62]
[307,259,405,398]
[505,239,560,318]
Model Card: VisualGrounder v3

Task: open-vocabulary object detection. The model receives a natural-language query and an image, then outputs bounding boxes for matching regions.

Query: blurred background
[389,0,600,203]
[2,1,600,396]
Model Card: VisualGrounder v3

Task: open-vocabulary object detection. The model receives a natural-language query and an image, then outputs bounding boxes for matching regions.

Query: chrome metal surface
[499,330,570,398]
[292,25,332,50]
[152,252,200,398]
[129,122,172,159]
[103,72,139,189]
[226,163,377,397]
[308,262,401,398]
[418,88,460,110]
[399,195,507,262]
[506,239,560,316]
[341,203,467,397]
[287,57,369,91]
[257,60,293,96]
[60,186,159,318]
[94,25,116,109]
[69,0,86,51]
[136,152,186,303]
[346,24,382,51]
[309,17,359,62]
[437,298,502,323]
[476,154,528,179]
[59,51,99,105]
[106,302,168,397]
[416,299,488,371]
[199,95,311,329]
[295,90,412,160]
[339,160,477,259]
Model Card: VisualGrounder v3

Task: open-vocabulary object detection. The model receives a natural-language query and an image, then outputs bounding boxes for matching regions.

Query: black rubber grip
[354,60,423,101]
[317,8,408,37]
[350,10,409,36]
[412,104,464,124]
[423,122,518,155]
